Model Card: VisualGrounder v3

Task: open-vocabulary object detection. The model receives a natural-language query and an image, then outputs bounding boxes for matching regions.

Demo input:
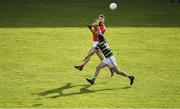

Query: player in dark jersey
[85,34,135,85]
[74,15,114,76]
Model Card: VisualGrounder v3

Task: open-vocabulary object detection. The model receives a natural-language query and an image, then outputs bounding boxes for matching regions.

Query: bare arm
[87,19,102,35]
[87,24,101,36]
[87,24,94,34]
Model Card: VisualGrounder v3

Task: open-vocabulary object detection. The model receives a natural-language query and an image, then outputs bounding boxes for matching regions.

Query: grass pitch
[0,0,180,108]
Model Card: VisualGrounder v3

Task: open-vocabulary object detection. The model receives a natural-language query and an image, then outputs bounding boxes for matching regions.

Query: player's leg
[86,61,107,85]
[107,56,129,77]
[96,50,114,77]
[113,65,135,85]
[82,47,96,66]
[81,41,99,67]
[74,47,96,71]
[95,49,104,61]
[113,65,129,77]
[107,56,135,85]
[88,47,94,54]
[94,61,107,78]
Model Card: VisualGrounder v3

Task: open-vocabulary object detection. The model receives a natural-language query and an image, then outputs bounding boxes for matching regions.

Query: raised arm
[87,24,101,35]
[87,19,101,35]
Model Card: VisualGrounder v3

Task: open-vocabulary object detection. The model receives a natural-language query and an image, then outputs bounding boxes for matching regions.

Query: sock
[92,77,96,81]
[80,65,84,68]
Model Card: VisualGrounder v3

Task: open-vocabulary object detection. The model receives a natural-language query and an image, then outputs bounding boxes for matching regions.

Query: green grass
[0,27,180,108]
[0,0,180,108]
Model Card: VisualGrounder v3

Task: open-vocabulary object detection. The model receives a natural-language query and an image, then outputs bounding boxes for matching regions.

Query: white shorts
[103,56,117,68]
[93,41,99,47]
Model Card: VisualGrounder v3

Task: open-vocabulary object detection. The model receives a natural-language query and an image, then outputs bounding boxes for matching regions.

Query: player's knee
[115,71,120,74]
[113,68,120,74]
[96,66,101,70]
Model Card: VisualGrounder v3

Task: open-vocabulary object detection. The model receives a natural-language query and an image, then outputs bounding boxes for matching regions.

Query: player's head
[98,34,105,42]
[98,15,105,24]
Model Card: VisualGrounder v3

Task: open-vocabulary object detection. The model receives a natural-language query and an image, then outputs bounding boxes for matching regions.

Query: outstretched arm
[87,19,101,35]
[87,24,101,36]
[87,24,94,34]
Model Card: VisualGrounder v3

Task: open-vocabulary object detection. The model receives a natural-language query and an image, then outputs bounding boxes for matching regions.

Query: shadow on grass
[35,82,131,99]
[32,103,42,107]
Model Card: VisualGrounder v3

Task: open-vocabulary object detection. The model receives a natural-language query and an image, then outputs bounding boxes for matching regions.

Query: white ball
[109,3,117,10]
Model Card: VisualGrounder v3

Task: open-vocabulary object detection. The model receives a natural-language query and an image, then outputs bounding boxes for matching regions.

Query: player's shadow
[36,82,130,99]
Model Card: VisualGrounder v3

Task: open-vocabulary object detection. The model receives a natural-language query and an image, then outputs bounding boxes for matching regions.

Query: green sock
[92,77,96,81]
